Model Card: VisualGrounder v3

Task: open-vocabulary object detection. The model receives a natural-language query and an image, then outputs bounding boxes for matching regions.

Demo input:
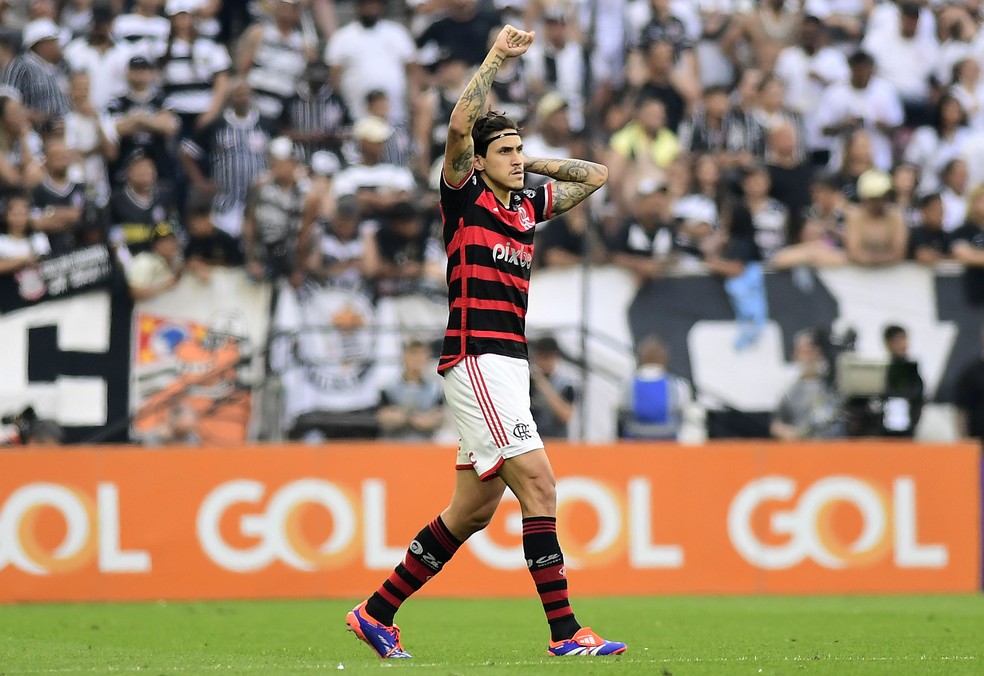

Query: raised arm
[524,156,609,215]
[443,25,534,187]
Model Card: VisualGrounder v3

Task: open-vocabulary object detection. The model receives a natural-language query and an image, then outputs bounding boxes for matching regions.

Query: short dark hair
[472,111,519,157]
[884,324,907,343]
[918,192,942,209]
[848,50,874,67]
[532,335,561,355]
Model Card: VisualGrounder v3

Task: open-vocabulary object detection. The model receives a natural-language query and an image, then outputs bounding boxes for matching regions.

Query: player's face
[477,133,525,192]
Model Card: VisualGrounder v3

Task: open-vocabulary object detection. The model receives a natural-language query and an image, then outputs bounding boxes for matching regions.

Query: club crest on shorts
[513,422,532,440]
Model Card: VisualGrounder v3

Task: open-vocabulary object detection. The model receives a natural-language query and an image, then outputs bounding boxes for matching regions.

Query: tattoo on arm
[552,182,599,216]
[525,157,609,215]
[444,50,505,184]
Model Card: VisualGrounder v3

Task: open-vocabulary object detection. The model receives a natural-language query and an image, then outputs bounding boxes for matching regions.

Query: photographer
[771,330,846,440]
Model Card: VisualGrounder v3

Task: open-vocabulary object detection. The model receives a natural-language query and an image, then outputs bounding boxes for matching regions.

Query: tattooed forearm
[552,181,600,216]
[525,156,609,215]
[449,50,506,132]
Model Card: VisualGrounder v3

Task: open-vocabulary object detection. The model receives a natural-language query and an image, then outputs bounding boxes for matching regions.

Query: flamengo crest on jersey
[437,170,553,373]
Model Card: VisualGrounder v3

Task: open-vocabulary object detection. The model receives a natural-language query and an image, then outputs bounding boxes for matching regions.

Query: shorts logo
[513,422,532,440]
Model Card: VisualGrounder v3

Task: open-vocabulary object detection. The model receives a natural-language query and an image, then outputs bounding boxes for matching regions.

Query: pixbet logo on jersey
[727,476,947,570]
[492,243,533,270]
[0,483,150,575]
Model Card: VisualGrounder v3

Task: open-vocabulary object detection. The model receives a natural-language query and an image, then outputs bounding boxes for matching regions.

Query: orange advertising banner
[0,442,978,602]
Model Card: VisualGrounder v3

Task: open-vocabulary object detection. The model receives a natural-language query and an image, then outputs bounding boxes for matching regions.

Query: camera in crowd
[0,406,63,446]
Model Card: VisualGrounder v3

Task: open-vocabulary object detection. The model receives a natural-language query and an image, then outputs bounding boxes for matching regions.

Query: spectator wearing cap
[607,177,675,281]
[0,193,50,275]
[64,71,113,208]
[159,0,232,137]
[126,221,182,301]
[304,193,368,291]
[332,116,415,217]
[109,152,171,257]
[63,6,132,113]
[908,192,948,266]
[183,195,243,282]
[606,94,680,214]
[237,0,315,123]
[112,0,170,58]
[278,61,351,161]
[102,55,180,188]
[816,50,903,172]
[2,18,69,128]
[523,8,587,133]
[365,89,413,171]
[325,0,418,126]
[179,78,271,238]
[774,16,849,167]
[30,137,85,256]
[949,185,984,304]
[243,136,308,283]
[843,169,907,267]
[0,95,44,191]
[529,335,580,440]
[861,1,937,128]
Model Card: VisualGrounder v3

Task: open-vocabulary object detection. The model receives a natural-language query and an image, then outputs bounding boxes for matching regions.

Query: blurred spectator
[30,137,84,255]
[753,76,802,145]
[0,95,43,192]
[243,136,306,283]
[721,69,767,170]
[304,193,367,290]
[948,185,984,305]
[723,0,799,73]
[833,128,875,202]
[416,0,501,67]
[61,0,94,40]
[237,0,312,123]
[113,0,170,56]
[939,158,970,233]
[908,192,948,266]
[536,201,602,269]
[377,339,444,441]
[63,6,131,112]
[413,52,468,178]
[817,50,902,172]
[326,0,418,124]
[25,417,63,445]
[844,170,907,267]
[126,221,182,301]
[143,403,201,446]
[180,78,271,237]
[109,152,169,257]
[955,327,984,440]
[279,61,350,161]
[766,122,812,241]
[950,57,984,132]
[738,163,787,264]
[488,26,532,126]
[64,72,112,207]
[772,173,849,271]
[0,193,48,274]
[365,89,414,170]
[671,192,719,270]
[523,8,587,132]
[297,148,341,259]
[608,177,674,281]
[638,39,692,130]
[861,2,936,127]
[606,94,679,211]
[677,86,730,157]
[529,335,579,440]
[159,0,232,137]
[103,55,180,188]
[0,30,20,101]
[522,92,577,173]
[183,196,243,281]
[903,94,970,194]
[890,162,920,227]
[333,116,415,217]
[363,199,441,297]
[617,334,691,440]
[774,15,849,167]
[2,18,69,129]
[770,329,846,440]
[881,324,923,438]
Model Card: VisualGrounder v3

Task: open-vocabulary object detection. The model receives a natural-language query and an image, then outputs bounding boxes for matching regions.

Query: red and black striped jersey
[437,169,553,373]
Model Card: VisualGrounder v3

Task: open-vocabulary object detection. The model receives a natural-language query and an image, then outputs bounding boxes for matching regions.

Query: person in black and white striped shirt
[2,19,70,128]
[278,61,350,161]
[112,0,170,59]
[159,0,232,137]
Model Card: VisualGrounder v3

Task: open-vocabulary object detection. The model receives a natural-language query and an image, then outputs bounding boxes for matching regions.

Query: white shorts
[443,354,544,481]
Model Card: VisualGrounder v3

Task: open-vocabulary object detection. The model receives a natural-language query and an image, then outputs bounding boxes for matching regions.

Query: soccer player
[346,25,625,659]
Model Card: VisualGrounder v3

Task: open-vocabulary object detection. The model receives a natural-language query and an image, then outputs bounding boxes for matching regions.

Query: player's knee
[521,474,557,514]
[467,502,498,533]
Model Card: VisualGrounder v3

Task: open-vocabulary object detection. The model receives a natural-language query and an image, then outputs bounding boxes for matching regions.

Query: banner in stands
[0,245,130,443]
[0,442,976,602]
[130,270,271,444]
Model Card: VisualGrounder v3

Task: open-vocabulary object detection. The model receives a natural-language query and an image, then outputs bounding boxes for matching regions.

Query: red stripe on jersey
[445,329,527,342]
[443,168,474,190]
[475,191,537,232]
[452,297,524,315]
[544,182,554,220]
[449,263,529,291]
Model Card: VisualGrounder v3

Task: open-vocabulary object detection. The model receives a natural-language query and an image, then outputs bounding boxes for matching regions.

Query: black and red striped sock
[523,516,581,642]
[364,515,462,626]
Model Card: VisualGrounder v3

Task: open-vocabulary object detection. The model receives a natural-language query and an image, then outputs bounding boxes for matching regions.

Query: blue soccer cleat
[548,627,627,656]
[345,601,412,659]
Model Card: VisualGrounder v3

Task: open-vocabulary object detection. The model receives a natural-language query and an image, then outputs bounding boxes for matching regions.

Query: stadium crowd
[4,0,984,444]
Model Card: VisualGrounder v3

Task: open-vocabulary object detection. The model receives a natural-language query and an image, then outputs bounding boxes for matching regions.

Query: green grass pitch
[0,596,981,674]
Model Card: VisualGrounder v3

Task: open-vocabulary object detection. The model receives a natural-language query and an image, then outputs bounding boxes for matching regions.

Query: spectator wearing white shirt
[940,157,970,233]
[325,0,418,125]
[903,93,971,194]
[0,194,49,275]
[774,16,849,166]
[63,6,132,113]
[949,58,984,132]
[332,116,415,218]
[64,72,113,207]
[816,50,902,172]
[112,0,170,58]
[861,2,938,127]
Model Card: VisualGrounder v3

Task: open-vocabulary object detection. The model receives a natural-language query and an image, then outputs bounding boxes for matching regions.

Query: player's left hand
[493,25,535,59]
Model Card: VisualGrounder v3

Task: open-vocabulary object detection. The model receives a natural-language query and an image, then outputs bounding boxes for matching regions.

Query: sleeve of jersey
[531,182,554,223]
[439,167,475,224]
